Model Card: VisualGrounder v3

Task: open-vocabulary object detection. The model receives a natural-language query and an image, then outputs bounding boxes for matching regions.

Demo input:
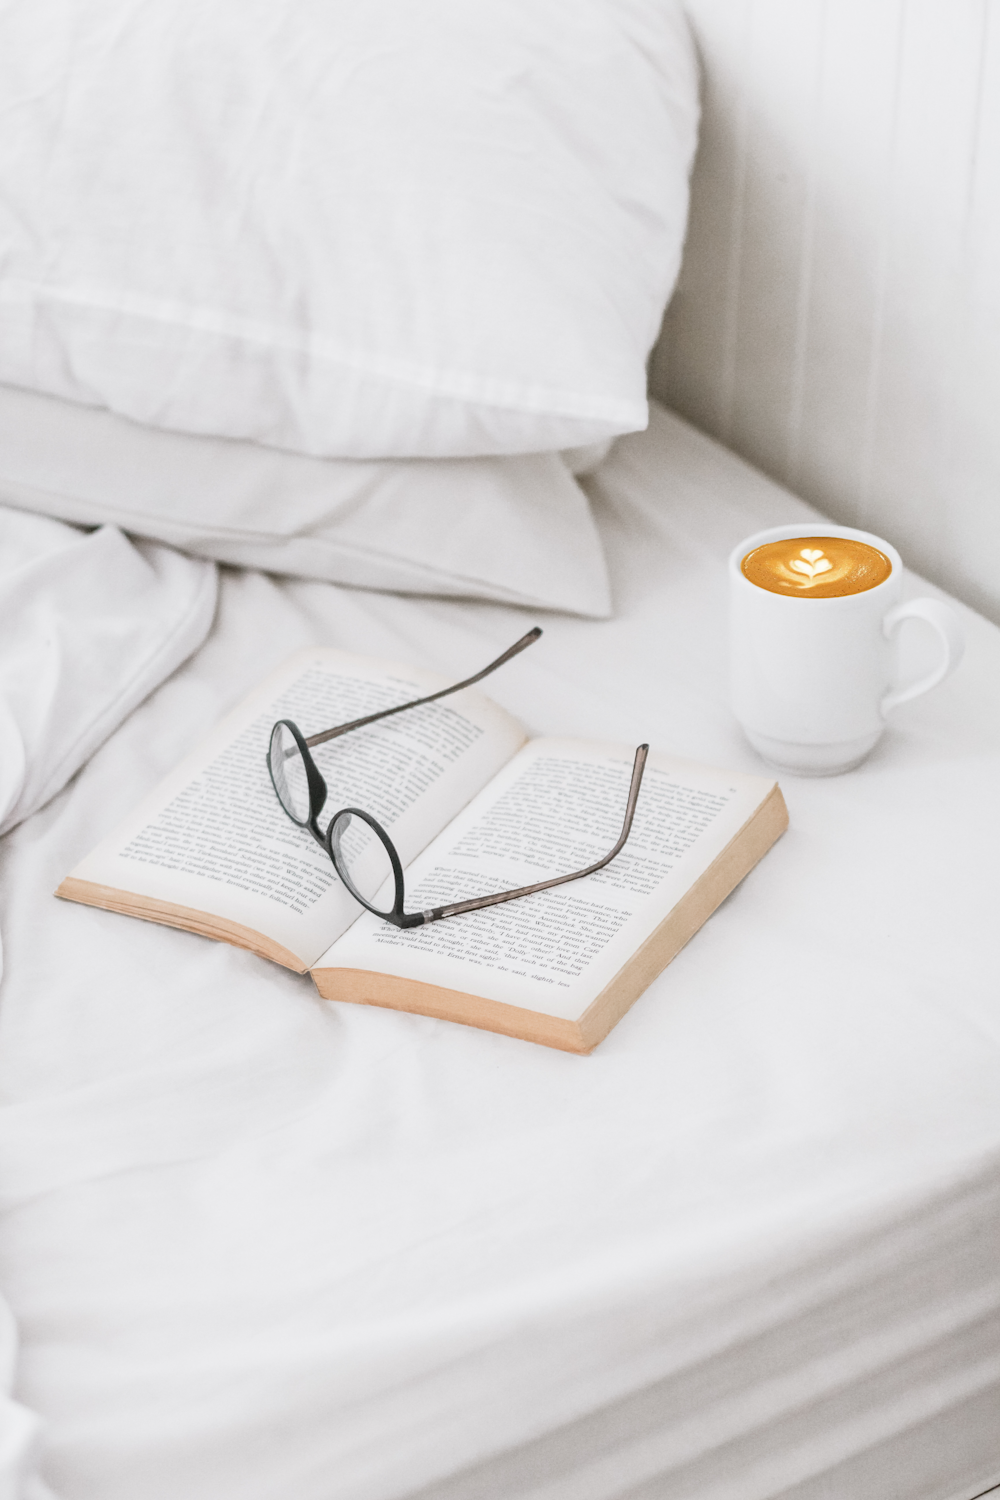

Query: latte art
[741,536,892,598]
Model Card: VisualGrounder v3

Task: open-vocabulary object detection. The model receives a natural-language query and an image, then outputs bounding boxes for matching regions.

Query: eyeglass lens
[329,811,397,916]
[269,723,312,824]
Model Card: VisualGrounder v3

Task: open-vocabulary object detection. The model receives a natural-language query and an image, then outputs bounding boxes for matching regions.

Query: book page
[64,648,527,968]
[317,739,776,1018]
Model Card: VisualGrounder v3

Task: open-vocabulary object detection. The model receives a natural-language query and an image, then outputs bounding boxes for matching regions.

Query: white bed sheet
[0,404,998,1500]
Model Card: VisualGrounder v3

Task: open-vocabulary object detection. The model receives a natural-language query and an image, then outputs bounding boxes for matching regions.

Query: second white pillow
[0,385,613,617]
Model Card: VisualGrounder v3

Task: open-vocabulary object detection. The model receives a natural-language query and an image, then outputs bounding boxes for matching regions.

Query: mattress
[0,402,998,1500]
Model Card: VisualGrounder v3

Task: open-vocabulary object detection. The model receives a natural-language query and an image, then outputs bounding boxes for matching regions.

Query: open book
[58,647,788,1052]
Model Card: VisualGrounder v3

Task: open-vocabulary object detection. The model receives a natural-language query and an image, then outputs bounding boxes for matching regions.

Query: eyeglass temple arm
[419,745,649,924]
[303,627,542,750]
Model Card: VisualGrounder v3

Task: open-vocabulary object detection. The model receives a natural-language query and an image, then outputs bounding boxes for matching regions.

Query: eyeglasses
[267,628,648,929]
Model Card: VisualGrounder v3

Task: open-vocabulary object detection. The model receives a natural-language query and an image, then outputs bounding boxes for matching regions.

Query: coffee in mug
[729,525,964,775]
[741,536,892,599]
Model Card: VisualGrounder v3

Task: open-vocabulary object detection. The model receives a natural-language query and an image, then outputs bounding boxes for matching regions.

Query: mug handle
[881,598,965,716]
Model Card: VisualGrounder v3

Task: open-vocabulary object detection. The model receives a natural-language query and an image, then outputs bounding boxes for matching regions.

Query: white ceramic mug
[729,524,964,775]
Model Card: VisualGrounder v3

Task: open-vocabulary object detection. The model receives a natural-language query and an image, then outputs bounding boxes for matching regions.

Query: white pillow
[0,384,613,618]
[0,0,698,460]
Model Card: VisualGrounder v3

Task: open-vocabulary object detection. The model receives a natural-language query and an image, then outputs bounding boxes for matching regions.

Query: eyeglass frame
[266,627,648,929]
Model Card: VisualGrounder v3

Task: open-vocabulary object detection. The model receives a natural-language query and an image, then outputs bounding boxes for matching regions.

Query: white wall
[650,0,1000,625]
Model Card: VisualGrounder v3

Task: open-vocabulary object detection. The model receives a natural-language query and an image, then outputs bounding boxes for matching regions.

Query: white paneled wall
[650,0,1000,624]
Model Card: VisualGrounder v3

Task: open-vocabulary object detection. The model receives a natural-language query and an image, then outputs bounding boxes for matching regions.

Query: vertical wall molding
[651,0,1000,625]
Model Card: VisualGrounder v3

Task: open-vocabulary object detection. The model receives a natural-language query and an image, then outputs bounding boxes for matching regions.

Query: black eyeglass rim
[326,807,416,927]
[267,719,329,834]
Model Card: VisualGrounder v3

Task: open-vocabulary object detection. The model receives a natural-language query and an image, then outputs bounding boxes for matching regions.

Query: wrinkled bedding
[0,405,998,1500]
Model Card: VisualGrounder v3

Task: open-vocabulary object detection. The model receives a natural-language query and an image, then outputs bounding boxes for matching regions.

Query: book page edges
[311,784,788,1053]
[55,878,310,973]
[310,968,591,1054]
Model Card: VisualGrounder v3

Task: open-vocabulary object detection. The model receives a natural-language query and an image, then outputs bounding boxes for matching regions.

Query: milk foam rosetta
[740,536,892,598]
